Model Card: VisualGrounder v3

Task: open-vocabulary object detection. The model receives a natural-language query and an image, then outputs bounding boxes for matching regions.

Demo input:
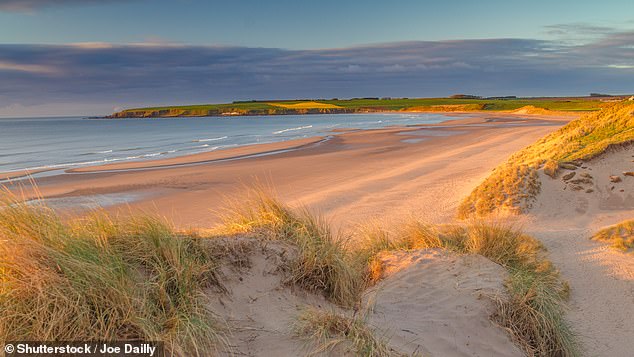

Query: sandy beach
[6,113,565,229]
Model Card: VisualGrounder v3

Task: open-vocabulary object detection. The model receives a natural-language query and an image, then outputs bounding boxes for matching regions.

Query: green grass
[323,97,604,112]
[295,307,403,357]
[0,195,225,356]
[593,219,634,251]
[459,101,634,217]
[111,96,608,118]
[358,220,578,357]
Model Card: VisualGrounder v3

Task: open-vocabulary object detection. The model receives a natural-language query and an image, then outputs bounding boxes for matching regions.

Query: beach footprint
[575,197,589,214]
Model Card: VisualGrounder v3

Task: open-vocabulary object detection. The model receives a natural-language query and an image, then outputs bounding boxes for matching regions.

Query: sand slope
[528,146,634,356]
[209,241,320,356]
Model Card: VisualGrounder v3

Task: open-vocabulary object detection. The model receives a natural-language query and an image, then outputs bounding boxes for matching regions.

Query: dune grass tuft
[0,194,224,356]
[357,220,578,357]
[295,307,402,357]
[459,101,634,218]
[593,219,634,251]
[218,191,367,307]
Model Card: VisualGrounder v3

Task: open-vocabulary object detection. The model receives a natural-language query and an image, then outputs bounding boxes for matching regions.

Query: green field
[108,96,617,118]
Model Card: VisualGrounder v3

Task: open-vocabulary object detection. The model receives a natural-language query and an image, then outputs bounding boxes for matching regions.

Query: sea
[0,113,456,175]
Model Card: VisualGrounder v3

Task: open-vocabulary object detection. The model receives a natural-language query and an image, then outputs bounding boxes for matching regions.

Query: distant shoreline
[104,96,614,119]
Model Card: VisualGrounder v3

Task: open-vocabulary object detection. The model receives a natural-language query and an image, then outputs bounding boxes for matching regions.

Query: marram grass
[0,195,225,356]
[217,190,367,308]
[593,219,634,251]
[295,307,403,357]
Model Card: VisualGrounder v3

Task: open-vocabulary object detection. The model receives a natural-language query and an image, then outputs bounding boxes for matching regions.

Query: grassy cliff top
[110,96,612,118]
[459,101,634,217]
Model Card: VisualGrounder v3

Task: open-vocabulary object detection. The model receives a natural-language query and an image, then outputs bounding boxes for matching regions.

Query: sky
[1,0,633,117]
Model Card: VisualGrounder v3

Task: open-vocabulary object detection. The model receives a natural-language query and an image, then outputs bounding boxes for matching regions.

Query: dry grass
[217,190,367,307]
[0,194,224,356]
[459,101,634,217]
[295,307,403,357]
[357,220,578,357]
[593,219,634,251]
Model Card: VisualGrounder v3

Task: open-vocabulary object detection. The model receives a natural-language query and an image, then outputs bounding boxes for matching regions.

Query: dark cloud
[1,34,633,116]
[0,0,132,12]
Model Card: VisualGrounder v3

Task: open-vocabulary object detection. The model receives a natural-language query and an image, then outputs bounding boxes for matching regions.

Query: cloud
[1,33,633,116]
[544,23,618,37]
[0,0,134,12]
[0,60,59,74]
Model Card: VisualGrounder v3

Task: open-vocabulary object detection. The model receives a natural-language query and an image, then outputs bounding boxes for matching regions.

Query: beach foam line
[192,145,221,151]
[193,136,228,142]
[273,125,313,134]
[12,151,177,172]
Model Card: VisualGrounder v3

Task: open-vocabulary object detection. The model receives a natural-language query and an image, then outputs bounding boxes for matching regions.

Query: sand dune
[204,240,523,356]
[367,249,523,356]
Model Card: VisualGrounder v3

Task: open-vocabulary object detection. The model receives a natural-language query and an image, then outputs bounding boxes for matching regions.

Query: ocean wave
[273,125,313,134]
[20,151,173,171]
[193,136,228,142]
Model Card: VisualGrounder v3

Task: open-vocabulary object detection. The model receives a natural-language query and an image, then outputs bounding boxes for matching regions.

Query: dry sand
[367,249,523,356]
[2,113,573,356]
[526,145,634,357]
[209,240,330,357]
